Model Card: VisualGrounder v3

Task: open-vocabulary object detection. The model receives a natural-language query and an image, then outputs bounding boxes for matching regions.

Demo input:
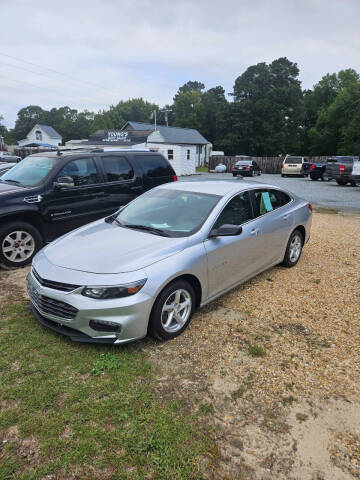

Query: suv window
[58,158,99,186]
[285,157,303,164]
[102,156,134,181]
[136,154,172,178]
[252,189,291,216]
[214,192,253,229]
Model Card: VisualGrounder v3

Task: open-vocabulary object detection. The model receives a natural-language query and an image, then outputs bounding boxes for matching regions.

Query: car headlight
[81,279,147,299]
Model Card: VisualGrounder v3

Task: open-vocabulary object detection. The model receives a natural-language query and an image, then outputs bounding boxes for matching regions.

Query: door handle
[282,214,290,220]
[250,228,258,236]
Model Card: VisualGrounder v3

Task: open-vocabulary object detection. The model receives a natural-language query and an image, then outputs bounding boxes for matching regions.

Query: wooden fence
[209,156,330,174]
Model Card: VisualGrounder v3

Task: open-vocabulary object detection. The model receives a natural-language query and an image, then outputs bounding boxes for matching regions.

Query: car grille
[28,283,78,320]
[32,268,80,292]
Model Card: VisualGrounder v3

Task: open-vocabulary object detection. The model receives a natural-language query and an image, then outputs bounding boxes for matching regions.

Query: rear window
[285,157,303,164]
[136,154,173,178]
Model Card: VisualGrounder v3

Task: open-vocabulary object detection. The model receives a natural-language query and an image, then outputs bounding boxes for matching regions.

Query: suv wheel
[0,222,42,268]
[148,280,195,340]
[282,230,303,268]
[336,179,347,186]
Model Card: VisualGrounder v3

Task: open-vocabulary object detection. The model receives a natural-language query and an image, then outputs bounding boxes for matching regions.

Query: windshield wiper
[1,179,23,186]
[124,224,171,237]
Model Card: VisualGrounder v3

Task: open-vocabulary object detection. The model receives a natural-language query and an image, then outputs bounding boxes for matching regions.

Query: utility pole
[160,108,172,127]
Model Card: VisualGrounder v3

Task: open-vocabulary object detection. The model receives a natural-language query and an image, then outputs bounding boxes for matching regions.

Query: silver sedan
[27,181,312,344]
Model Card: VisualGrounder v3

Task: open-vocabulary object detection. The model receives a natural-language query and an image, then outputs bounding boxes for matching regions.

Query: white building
[18,124,62,148]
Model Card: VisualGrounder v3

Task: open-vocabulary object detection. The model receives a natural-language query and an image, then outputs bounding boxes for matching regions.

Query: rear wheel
[232,173,237,177]
[282,230,303,268]
[281,174,285,177]
[336,179,348,186]
[0,222,42,268]
[148,280,195,340]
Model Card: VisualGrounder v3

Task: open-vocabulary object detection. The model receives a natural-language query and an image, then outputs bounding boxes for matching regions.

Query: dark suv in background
[0,149,177,267]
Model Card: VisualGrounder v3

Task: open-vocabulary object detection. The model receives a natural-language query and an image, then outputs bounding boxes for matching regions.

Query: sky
[1,0,360,128]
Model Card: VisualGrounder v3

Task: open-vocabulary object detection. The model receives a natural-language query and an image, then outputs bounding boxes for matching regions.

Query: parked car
[301,157,341,181]
[232,160,261,177]
[324,156,359,185]
[27,181,312,344]
[0,151,21,163]
[0,149,177,268]
[0,162,16,176]
[281,156,307,177]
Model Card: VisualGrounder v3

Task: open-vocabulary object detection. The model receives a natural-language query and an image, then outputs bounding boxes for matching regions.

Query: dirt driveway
[2,211,360,479]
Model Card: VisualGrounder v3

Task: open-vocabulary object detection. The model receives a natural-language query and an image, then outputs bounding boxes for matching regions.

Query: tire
[350,180,357,187]
[282,229,304,268]
[148,280,196,340]
[0,222,42,268]
[281,174,285,177]
[232,173,237,177]
[336,179,347,186]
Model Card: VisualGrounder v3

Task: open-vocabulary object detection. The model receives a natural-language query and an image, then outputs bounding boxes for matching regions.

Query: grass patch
[196,166,209,173]
[248,344,266,357]
[0,299,216,479]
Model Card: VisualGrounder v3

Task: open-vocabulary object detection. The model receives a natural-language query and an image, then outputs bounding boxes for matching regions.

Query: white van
[281,155,307,177]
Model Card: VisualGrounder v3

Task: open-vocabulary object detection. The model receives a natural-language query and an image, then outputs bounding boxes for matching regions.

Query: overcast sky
[1,0,360,128]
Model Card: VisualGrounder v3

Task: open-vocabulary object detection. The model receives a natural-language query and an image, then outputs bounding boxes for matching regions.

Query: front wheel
[232,173,237,177]
[0,222,42,268]
[282,230,303,268]
[148,280,195,340]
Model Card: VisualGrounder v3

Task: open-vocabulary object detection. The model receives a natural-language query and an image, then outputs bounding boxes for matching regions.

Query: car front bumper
[27,269,153,344]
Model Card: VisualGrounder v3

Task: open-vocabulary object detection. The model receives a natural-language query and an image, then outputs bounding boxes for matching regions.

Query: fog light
[89,320,121,332]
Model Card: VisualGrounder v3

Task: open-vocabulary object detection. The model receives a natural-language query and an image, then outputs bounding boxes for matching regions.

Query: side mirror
[209,224,243,238]
[54,176,75,188]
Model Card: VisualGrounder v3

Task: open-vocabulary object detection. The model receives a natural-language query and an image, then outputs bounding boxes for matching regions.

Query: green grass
[0,298,216,479]
[195,166,209,173]
[248,344,266,357]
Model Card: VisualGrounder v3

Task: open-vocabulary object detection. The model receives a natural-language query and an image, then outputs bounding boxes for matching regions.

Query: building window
[187,149,190,160]
[35,130,42,141]
[167,149,174,160]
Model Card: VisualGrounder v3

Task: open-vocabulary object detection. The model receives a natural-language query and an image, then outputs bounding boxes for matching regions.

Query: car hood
[43,219,188,274]
[0,181,24,194]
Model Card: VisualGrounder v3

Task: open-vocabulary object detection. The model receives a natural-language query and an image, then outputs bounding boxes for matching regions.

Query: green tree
[232,57,304,156]
[201,86,229,148]
[173,81,206,131]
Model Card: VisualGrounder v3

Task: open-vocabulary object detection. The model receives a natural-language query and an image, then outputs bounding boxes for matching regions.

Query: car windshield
[115,188,221,237]
[0,156,57,187]
[285,157,303,164]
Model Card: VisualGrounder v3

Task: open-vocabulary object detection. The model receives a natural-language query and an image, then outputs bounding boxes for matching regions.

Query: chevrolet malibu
[27,181,312,344]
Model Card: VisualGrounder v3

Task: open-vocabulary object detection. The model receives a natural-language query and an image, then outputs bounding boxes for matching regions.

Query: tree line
[1,57,359,156]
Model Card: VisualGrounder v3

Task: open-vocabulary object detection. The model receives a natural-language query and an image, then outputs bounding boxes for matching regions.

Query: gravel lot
[180,173,360,213]
[2,211,360,479]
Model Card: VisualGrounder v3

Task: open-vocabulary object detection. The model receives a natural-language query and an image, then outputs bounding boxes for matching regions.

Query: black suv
[0,149,177,268]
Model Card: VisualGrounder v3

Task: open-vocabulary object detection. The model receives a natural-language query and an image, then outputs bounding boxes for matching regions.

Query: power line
[0,73,110,106]
[0,52,114,94]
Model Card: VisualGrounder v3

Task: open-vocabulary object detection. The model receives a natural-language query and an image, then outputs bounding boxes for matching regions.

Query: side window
[168,149,174,160]
[58,158,99,186]
[213,192,253,229]
[252,189,291,216]
[102,156,134,182]
[135,154,173,178]
[187,149,190,160]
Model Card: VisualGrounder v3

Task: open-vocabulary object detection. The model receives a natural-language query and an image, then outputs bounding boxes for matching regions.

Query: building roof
[36,125,62,138]
[123,121,210,145]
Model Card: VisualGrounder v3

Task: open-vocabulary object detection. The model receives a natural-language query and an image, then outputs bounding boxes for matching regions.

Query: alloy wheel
[161,289,192,333]
[289,234,302,263]
[2,231,35,263]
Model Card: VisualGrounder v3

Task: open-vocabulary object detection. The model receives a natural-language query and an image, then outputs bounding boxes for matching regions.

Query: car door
[249,188,294,268]
[98,154,142,215]
[41,157,108,240]
[204,191,263,299]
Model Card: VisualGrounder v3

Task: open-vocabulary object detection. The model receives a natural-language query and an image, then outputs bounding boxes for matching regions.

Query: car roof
[159,181,279,196]
[29,150,160,159]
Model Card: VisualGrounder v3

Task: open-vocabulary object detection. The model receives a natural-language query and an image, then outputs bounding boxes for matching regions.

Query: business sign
[102,131,131,143]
